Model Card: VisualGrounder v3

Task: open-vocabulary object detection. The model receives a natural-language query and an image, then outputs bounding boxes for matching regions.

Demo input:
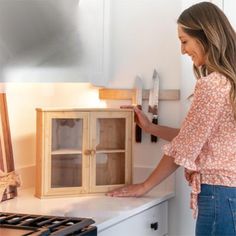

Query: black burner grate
[0,212,97,236]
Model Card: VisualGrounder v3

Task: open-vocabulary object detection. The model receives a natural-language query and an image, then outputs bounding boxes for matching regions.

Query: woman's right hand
[120,105,152,133]
[133,106,152,133]
[106,183,149,197]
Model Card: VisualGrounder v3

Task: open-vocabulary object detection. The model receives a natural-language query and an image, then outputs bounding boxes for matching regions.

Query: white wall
[223,0,236,29]
[106,1,196,235]
[1,0,181,182]
[108,0,181,90]
[106,0,182,198]
[0,83,105,168]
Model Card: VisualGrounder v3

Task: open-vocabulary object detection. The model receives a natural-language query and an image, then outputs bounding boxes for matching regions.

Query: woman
[107,2,236,235]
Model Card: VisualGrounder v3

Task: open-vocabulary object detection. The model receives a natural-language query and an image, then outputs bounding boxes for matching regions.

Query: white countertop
[0,188,174,233]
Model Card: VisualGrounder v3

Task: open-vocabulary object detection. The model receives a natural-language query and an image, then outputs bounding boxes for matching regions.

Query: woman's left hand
[106,183,148,197]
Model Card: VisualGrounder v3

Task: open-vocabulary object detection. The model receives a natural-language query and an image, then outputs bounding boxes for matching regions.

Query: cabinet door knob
[84,150,91,155]
[150,222,158,231]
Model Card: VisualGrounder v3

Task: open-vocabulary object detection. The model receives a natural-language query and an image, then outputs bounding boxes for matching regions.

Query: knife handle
[135,105,142,143]
[151,116,158,142]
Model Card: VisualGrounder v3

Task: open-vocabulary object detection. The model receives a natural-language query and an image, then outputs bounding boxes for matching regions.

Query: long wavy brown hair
[177,2,236,118]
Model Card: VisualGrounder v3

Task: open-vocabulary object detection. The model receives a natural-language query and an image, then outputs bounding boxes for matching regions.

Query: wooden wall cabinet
[35,108,133,198]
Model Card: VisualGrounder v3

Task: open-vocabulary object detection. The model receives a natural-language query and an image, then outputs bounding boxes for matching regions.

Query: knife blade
[148,69,160,142]
[134,75,143,143]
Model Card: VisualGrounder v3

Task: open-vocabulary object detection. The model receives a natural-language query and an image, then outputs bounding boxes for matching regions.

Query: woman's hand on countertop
[106,183,149,197]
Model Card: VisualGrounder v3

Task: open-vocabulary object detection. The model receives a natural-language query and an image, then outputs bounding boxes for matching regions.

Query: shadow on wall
[13,134,36,169]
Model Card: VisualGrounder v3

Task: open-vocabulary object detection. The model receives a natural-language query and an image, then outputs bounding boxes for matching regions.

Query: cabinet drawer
[99,201,168,236]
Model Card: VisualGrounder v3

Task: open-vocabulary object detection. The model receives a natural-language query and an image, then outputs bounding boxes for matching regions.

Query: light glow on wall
[1,82,106,169]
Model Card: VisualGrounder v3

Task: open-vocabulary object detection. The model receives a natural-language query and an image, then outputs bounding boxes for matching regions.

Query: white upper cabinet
[0,0,110,86]
[211,0,236,29]
[222,0,236,30]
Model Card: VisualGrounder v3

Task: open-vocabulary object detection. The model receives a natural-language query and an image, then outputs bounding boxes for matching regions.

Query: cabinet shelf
[51,149,82,155]
[96,149,125,154]
[51,149,126,155]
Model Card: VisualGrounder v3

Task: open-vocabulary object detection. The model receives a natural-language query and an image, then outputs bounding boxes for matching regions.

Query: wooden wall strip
[99,89,134,100]
[99,89,180,101]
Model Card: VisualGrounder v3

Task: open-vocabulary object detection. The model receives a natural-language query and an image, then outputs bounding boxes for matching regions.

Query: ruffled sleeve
[163,73,229,170]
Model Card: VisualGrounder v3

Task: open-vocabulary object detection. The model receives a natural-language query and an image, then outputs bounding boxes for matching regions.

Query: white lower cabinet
[98,201,168,236]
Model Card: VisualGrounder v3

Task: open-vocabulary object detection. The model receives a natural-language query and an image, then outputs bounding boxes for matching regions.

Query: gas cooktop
[0,212,97,236]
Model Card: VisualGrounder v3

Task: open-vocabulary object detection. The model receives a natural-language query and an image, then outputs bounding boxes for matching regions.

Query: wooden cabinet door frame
[89,111,132,193]
[41,111,90,196]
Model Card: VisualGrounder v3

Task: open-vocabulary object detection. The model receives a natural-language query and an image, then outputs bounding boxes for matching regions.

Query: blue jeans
[196,184,236,236]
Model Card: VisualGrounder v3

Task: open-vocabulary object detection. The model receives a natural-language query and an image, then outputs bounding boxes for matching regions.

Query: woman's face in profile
[178,25,206,67]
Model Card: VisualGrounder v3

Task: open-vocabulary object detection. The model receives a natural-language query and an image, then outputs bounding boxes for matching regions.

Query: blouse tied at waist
[185,170,201,218]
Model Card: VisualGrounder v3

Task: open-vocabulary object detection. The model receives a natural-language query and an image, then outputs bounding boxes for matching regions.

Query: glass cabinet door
[96,118,126,186]
[45,112,89,194]
[96,152,125,186]
[51,118,83,153]
[90,111,132,192]
[51,154,82,188]
[51,118,83,188]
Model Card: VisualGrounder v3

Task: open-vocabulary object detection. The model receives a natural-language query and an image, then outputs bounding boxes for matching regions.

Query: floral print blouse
[163,72,236,218]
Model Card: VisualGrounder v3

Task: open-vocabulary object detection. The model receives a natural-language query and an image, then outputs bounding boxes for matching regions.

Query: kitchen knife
[134,75,143,142]
[148,69,160,142]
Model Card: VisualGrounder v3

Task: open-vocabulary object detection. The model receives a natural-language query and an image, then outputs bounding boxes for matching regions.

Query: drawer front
[99,201,168,236]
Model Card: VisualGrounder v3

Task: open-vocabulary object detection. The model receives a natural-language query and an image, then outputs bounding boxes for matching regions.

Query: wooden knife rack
[99,89,180,103]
